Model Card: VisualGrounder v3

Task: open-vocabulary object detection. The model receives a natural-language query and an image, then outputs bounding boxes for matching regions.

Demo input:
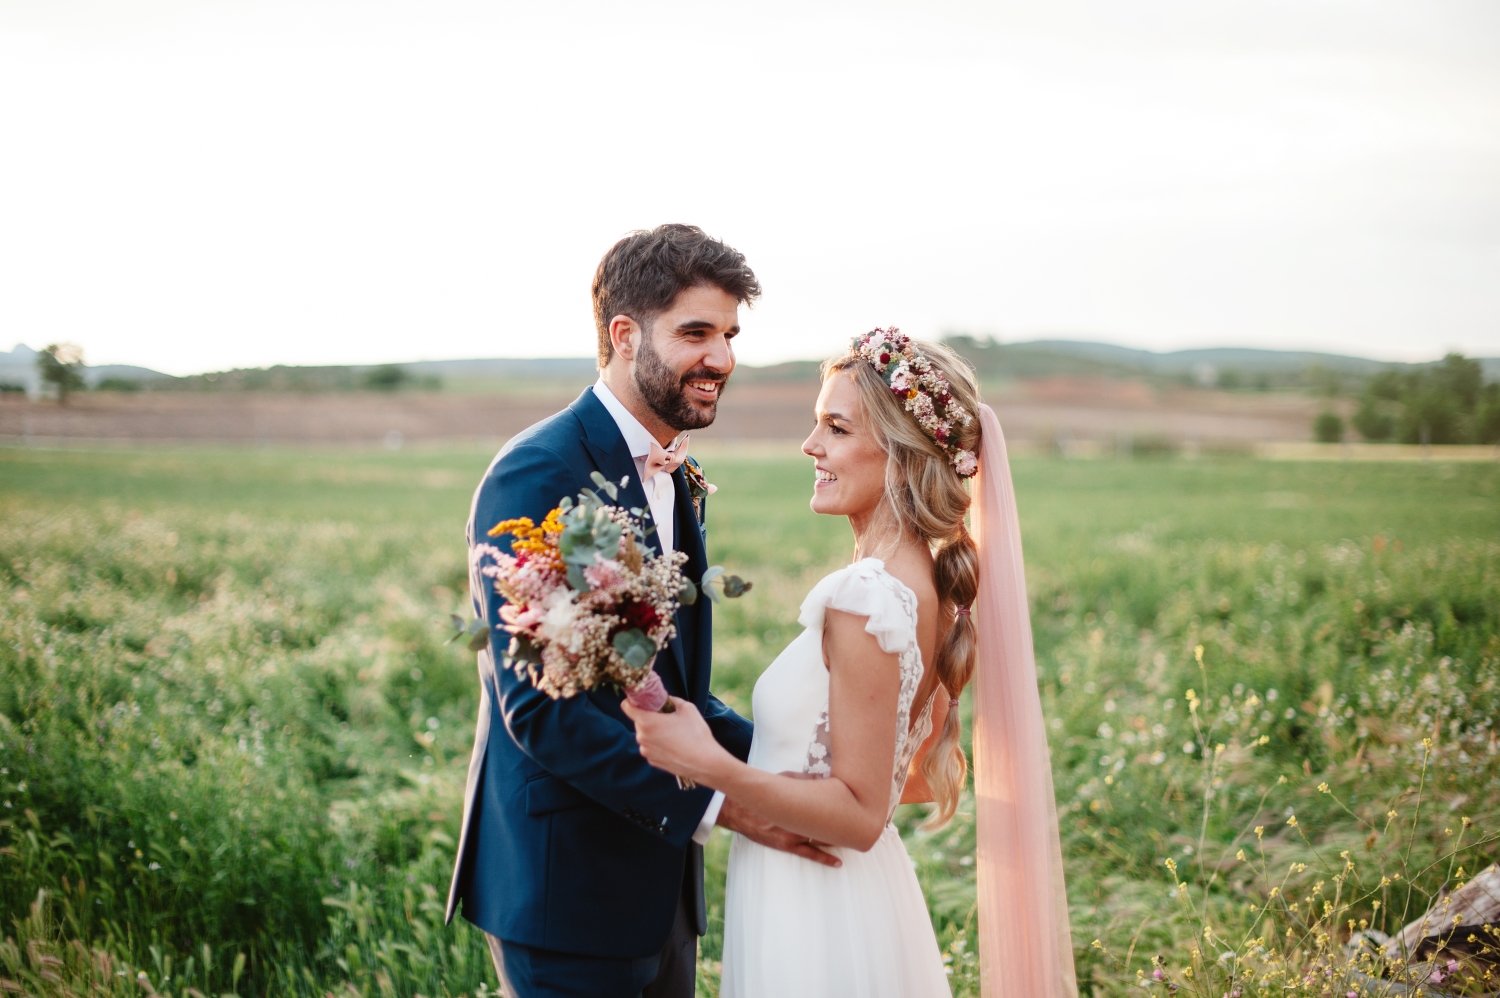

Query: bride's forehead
[815,373,864,418]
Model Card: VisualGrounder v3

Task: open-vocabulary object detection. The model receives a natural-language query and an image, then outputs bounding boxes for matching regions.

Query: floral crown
[849,328,978,478]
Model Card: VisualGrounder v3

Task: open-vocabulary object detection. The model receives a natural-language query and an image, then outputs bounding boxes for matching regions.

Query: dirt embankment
[0,378,1327,447]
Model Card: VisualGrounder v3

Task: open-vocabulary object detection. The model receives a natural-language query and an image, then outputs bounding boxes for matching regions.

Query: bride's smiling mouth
[814,467,837,489]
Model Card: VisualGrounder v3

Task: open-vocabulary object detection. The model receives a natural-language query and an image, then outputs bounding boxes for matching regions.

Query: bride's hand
[621,696,723,786]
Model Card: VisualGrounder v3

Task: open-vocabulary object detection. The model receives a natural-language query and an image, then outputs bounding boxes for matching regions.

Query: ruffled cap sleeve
[797,558,918,655]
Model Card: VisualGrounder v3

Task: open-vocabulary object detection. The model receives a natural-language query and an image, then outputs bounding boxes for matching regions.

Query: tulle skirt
[721,824,951,998]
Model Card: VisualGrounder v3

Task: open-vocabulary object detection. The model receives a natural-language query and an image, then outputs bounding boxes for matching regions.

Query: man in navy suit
[447,225,839,998]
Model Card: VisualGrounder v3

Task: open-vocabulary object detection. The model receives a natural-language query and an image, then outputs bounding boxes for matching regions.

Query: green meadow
[2,444,1497,997]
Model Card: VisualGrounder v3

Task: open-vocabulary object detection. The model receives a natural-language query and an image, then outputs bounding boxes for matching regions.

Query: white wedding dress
[721,559,952,998]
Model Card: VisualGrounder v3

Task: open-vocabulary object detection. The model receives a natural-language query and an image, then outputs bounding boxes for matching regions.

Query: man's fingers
[788,843,842,867]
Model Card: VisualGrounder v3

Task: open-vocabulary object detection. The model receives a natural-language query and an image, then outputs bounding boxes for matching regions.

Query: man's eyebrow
[675,318,740,333]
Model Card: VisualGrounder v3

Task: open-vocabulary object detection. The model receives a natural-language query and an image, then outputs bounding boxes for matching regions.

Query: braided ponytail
[921,527,979,827]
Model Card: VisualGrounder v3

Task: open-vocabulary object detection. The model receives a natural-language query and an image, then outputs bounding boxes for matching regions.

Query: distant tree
[1352,354,1494,445]
[363,365,410,391]
[1313,411,1344,443]
[1305,365,1342,398]
[1352,395,1395,441]
[1366,370,1404,402]
[1435,352,1483,413]
[38,343,86,404]
[1476,383,1500,445]
[96,377,142,392]
[1398,389,1463,445]
[1217,369,1243,390]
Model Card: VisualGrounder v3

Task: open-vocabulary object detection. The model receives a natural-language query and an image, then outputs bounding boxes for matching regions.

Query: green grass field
[2,444,1497,997]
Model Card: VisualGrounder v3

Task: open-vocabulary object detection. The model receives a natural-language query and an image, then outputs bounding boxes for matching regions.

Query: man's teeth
[688,381,719,394]
[816,470,837,482]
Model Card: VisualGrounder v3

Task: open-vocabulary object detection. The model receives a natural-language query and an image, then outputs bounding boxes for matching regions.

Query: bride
[624,331,1077,998]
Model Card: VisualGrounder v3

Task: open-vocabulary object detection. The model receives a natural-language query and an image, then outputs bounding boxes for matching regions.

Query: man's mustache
[679,368,729,387]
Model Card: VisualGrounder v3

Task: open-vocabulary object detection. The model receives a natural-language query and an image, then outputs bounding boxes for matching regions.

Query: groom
[447,225,839,998]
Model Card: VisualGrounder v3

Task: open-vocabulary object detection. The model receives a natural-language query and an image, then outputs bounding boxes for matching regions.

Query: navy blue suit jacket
[446,388,754,959]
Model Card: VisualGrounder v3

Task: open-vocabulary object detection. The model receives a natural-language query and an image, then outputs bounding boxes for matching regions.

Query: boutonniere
[682,455,716,520]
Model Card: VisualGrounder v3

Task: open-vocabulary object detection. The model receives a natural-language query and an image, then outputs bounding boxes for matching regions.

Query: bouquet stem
[626,670,696,790]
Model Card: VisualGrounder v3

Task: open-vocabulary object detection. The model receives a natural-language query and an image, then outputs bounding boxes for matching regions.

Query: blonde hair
[822,339,981,828]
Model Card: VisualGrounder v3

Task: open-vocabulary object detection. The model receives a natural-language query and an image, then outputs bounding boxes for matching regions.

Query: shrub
[1312,412,1343,443]
[1352,395,1394,442]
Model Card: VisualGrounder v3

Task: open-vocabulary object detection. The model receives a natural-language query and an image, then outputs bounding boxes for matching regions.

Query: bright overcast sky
[2,0,1498,375]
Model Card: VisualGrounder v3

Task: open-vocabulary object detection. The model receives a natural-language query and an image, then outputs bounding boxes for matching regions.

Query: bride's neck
[848,508,915,562]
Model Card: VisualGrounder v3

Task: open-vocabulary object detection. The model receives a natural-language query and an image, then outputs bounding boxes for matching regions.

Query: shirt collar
[592,378,660,462]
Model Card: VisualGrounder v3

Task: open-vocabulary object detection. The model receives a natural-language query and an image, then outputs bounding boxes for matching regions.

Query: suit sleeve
[702,695,754,762]
[472,442,714,849]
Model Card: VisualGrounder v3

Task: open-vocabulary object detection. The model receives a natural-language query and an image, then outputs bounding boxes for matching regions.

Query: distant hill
[4,340,1494,395]
[0,343,172,394]
[945,336,1500,388]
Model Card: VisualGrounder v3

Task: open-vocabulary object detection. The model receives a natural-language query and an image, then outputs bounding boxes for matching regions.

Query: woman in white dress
[625,331,1077,998]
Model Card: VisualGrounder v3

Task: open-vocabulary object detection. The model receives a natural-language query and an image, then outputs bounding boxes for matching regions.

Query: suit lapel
[570,389,651,519]
[668,464,709,697]
[569,388,689,693]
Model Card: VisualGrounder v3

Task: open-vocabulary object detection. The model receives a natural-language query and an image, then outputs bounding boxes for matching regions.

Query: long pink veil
[970,403,1078,998]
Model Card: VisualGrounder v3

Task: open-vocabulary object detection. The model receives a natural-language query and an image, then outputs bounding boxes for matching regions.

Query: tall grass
[0,505,494,997]
[2,447,1498,996]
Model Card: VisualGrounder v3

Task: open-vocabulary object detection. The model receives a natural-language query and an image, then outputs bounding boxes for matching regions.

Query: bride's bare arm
[624,608,900,852]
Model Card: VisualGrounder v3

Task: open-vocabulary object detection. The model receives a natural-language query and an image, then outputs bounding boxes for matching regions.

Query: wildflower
[1286,814,1298,827]
[1318,782,1330,793]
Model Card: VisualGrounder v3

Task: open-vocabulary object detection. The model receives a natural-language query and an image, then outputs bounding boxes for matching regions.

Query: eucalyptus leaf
[612,628,655,669]
[721,575,753,598]
[467,627,490,652]
[678,578,698,605]
[567,564,590,591]
[700,565,725,586]
[589,471,619,501]
[507,633,542,665]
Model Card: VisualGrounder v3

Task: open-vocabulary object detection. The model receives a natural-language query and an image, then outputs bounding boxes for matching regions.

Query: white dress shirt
[591,379,724,844]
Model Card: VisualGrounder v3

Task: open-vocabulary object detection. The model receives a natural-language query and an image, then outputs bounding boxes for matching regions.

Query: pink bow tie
[643,434,690,480]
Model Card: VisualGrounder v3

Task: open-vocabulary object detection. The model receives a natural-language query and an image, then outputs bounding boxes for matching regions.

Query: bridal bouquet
[461,472,749,714]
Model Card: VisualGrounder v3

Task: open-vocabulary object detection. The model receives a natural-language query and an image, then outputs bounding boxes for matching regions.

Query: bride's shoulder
[797,559,918,654]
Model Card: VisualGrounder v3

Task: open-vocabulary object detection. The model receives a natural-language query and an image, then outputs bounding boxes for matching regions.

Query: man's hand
[715,796,841,868]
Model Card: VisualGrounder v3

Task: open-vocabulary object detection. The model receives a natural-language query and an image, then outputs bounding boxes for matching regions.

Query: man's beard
[633,332,727,432]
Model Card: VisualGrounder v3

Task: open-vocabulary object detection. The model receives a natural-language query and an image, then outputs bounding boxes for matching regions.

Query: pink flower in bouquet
[537,589,586,652]
[499,602,544,634]
[583,557,628,591]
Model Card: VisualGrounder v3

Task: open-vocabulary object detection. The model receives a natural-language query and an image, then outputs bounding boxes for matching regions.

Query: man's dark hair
[592,224,762,367]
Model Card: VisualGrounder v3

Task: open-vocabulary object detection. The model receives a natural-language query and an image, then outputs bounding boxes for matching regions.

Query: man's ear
[608,315,640,363]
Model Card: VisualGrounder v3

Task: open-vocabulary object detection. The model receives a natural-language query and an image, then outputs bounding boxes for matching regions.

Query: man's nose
[703,333,734,374]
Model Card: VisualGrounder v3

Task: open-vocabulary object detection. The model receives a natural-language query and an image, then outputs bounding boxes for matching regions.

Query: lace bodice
[745,558,935,820]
